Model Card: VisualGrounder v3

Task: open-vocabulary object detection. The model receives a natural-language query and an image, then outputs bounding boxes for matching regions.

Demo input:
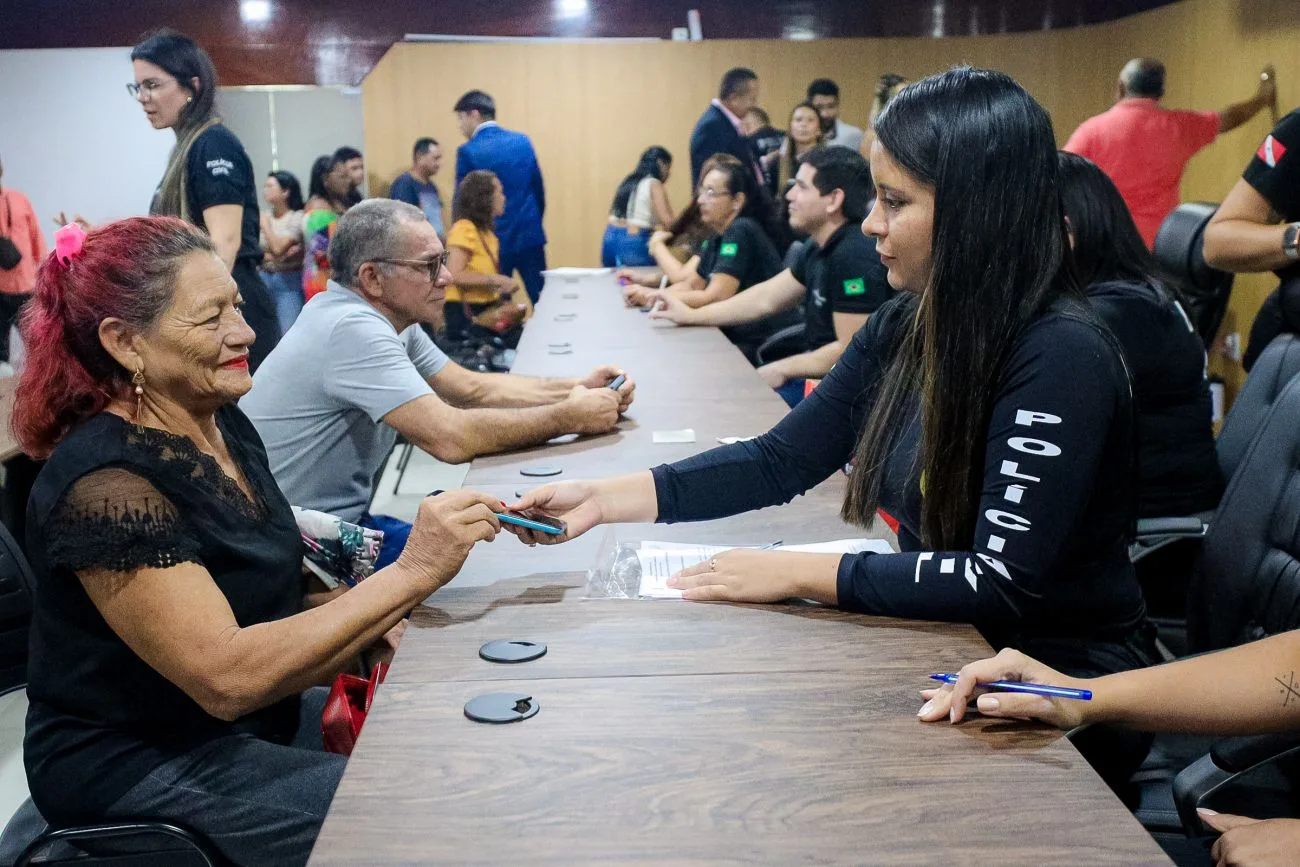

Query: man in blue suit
[689,68,764,188]
[454,90,548,303]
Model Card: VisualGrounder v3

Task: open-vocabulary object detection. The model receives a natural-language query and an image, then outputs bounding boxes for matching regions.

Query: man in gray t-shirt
[242,199,634,530]
[241,280,451,521]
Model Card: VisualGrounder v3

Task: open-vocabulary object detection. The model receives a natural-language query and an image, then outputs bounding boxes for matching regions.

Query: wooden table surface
[309,273,1171,866]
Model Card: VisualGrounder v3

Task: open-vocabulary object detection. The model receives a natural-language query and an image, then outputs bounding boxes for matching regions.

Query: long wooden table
[309,273,1171,866]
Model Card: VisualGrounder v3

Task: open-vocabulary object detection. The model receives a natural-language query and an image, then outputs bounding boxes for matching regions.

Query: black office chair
[754,323,807,366]
[782,240,807,271]
[750,241,816,366]
[1127,334,1300,659]
[1130,201,1236,569]
[1129,370,1300,858]
[0,524,225,867]
[1216,333,1300,483]
[1127,202,1237,635]
[1151,202,1235,350]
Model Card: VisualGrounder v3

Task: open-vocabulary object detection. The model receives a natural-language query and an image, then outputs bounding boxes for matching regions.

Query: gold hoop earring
[132,367,146,431]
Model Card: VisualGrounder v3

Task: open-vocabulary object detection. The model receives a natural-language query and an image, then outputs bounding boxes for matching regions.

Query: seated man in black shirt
[1203,107,1300,370]
[648,147,891,406]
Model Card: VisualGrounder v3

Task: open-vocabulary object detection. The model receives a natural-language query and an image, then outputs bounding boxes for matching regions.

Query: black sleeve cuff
[836,552,862,613]
[650,464,676,524]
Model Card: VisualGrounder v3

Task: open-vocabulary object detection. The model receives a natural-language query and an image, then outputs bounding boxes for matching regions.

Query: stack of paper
[541,267,613,279]
[635,539,894,599]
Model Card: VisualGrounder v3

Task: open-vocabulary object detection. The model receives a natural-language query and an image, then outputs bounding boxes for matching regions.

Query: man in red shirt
[0,157,46,364]
[1064,59,1276,247]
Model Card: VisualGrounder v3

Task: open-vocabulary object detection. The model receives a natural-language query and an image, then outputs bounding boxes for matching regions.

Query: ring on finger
[710,558,718,572]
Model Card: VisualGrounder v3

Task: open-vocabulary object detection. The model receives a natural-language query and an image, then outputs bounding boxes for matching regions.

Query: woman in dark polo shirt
[1203,107,1300,370]
[130,29,281,371]
[625,160,795,361]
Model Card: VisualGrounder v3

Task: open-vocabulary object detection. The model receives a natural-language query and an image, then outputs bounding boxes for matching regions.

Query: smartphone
[499,510,566,535]
[608,373,627,391]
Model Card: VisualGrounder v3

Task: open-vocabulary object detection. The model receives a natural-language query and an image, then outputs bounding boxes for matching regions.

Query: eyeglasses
[126,79,171,99]
[698,187,733,201]
[368,252,451,281]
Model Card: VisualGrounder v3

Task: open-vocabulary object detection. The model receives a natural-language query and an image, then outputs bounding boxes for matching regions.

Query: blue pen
[929,673,1093,701]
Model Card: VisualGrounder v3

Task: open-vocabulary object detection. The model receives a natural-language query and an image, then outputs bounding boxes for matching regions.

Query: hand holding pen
[917,647,1094,729]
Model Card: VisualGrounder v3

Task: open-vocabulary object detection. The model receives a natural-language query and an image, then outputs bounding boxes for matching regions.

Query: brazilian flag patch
[843,277,866,295]
[720,242,739,257]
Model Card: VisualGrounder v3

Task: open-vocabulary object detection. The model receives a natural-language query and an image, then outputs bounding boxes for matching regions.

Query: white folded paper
[542,267,613,278]
[635,538,895,598]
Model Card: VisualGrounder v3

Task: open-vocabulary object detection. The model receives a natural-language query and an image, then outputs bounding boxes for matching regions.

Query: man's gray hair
[329,199,426,287]
[1119,58,1165,99]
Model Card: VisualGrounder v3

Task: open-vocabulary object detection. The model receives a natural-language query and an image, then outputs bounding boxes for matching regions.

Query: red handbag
[321,662,388,756]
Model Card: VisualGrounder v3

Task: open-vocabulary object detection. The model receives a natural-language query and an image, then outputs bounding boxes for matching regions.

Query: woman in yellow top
[444,169,516,338]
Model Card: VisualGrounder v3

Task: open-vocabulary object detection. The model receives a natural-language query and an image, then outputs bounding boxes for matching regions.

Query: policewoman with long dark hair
[511,67,1160,789]
[129,30,280,371]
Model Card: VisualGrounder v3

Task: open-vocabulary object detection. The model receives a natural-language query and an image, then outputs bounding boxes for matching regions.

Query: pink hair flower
[54,222,87,266]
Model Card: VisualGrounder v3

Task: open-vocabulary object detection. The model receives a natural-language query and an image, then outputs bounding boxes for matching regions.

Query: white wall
[217,87,365,206]
[0,47,174,248]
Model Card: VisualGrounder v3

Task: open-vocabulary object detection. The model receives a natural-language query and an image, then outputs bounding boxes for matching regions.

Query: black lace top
[23,406,303,824]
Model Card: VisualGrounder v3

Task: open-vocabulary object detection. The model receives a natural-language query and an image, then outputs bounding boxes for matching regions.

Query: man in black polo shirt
[649,147,892,406]
[1204,107,1300,370]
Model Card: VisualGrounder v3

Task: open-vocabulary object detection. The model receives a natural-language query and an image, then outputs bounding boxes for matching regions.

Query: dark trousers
[500,245,548,304]
[775,379,807,409]
[359,512,413,571]
[232,259,282,374]
[0,292,29,362]
[103,687,344,867]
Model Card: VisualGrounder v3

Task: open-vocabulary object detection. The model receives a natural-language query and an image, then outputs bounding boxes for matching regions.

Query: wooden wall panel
[363,0,1298,388]
[1104,0,1300,394]
[362,32,1105,268]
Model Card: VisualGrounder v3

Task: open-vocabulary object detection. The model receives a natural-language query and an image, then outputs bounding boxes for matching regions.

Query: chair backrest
[1217,334,1300,482]
[782,239,807,272]
[1190,370,1300,652]
[1151,202,1235,348]
[0,523,33,694]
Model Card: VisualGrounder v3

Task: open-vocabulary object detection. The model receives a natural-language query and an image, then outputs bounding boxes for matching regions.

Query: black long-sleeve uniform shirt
[652,295,1154,668]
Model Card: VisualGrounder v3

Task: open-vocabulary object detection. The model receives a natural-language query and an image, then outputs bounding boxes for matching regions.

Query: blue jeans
[616,230,655,266]
[776,378,807,409]
[500,245,548,304]
[359,513,413,570]
[600,225,626,267]
[103,687,343,867]
[260,269,305,334]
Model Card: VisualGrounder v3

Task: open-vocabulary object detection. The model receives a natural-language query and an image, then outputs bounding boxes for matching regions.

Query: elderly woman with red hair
[12,217,504,866]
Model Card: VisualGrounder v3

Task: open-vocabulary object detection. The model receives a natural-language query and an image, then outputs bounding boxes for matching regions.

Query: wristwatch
[1285,222,1300,261]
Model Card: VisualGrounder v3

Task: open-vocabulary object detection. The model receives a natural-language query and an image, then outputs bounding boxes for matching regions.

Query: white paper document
[542,267,612,278]
[635,538,895,599]
[652,429,696,444]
